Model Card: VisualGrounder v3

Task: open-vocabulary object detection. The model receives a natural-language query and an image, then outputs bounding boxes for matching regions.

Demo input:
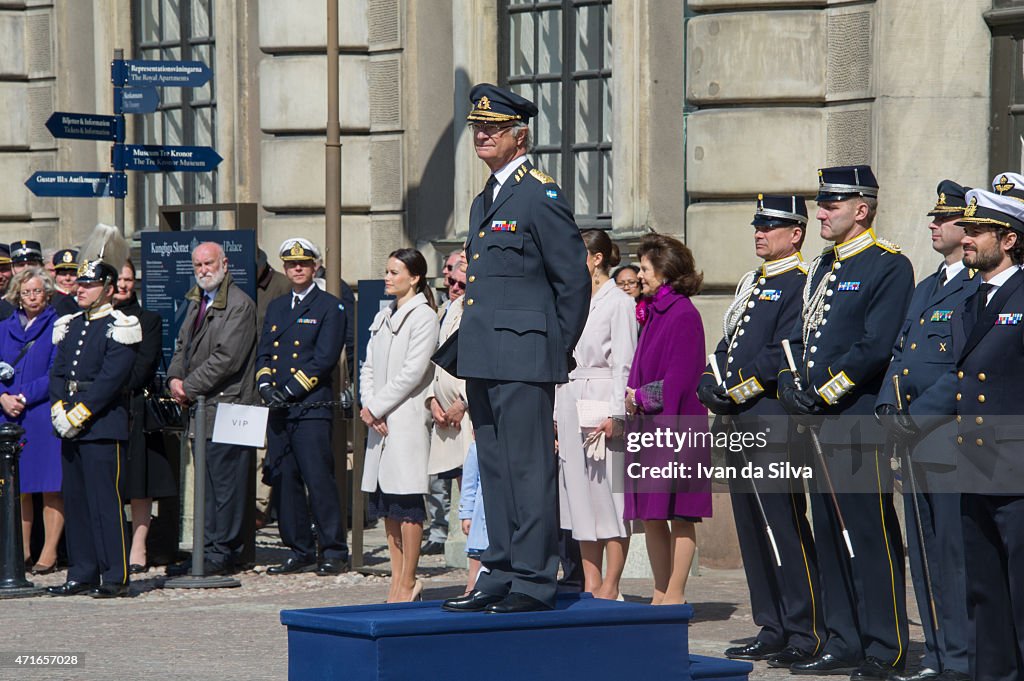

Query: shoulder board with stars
[874,236,902,253]
[529,168,556,185]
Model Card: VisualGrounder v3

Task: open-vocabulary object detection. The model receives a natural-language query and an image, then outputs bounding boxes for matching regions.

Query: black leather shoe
[315,560,349,576]
[766,646,815,668]
[724,640,784,660]
[852,657,901,680]
[267,557,317,575]
[790,653,861,675]
[421,541,445,556]
[485,592,553,614]
[888,668,938,681]
[935,672,970,681]
[46,580,96,596]
[88,584,130,599]
[442,589,505,612]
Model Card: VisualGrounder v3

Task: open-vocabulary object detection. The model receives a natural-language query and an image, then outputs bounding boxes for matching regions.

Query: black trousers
[200,440,253,568]
[728,446,823,655]
[61,439,129,586]
[467,378,558,606]
[811,443,908,666]
[961,493,1024,681]
[268,416,348,562]
[903,462,969,675]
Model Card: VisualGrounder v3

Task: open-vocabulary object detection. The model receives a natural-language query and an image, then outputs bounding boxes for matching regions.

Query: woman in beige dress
[556,230,637,600]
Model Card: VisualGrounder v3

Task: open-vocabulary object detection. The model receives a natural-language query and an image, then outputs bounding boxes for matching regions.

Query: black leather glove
[259,384,288,407]
[567,354,577,375]
[875,404,919,441]
[697,379,737,416]
[779,384,825,425]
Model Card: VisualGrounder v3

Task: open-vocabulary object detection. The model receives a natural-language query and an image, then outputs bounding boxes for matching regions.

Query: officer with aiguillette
[46,223,141,599]
[698,195,823,668]
[257,238,349,575]
[777,166,914,678]
[875,181,975,681]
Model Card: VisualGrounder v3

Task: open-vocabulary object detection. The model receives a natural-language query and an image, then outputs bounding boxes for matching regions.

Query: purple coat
[0,306,60,493]
[624,288,712,520]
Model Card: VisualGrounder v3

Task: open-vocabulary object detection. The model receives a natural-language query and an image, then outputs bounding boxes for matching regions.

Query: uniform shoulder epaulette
[108,309,142,345]
[875,236,902,253]
[529,168,556,185]
[52,311,83,344]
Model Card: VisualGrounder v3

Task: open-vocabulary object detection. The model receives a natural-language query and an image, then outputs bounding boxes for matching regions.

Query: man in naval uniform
[875,181,975,681]
[46,224,141,598]
[698,195,823,668]
[777,166,914,678]
[440,84,590,614]
[907,184,1024,681]
[257,238,349,576]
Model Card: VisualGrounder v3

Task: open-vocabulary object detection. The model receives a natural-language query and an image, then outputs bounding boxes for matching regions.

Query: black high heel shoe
[31,562,57,576]
[129,563,150,575]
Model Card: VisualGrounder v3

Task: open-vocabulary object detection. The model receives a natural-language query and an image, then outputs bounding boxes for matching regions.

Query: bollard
[0,423,43,598]
[164,395,240,589]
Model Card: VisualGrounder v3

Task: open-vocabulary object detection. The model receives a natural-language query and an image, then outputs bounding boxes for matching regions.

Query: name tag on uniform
[837,281,861,291]
[758,290,782,301]
[995,313,1023,325]
[491,220,517,232]
[297,318,318,325]
[930,310,953,322]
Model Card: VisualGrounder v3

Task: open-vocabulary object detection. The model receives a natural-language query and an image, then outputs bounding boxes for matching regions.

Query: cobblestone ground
[2,523,925,681]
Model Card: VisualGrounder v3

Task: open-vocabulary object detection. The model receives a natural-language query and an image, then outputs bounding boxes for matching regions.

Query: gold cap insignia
[757,193,764,200]
[290,242,304,256]
[937,192,947,206]
[995,175,1014,194]
[62,251,73,263]
[477,96,491,110]
[817,169,824,184]
[964,196,978,218]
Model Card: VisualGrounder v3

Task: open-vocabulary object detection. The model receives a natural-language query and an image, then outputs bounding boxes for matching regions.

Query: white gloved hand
[50,402,79,439]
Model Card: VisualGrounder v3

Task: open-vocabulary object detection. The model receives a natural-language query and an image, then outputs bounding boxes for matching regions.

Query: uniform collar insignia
[834,228,877,260]
[761,252,806,278]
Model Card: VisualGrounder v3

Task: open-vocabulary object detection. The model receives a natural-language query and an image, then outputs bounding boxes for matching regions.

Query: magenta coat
[624,288,712,520]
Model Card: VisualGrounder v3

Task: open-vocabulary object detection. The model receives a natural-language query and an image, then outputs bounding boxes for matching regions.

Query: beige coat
[359,292,438,495]
[426,297,472,475]
[167,271,258,437]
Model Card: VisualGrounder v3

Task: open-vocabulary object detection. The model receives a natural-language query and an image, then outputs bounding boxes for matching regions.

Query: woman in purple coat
[0,268,62,573]
[625,234,711,605]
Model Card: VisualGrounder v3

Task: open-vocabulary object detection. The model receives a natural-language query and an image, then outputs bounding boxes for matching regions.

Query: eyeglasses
[19,289,45,299]
[617,279,640,289]
[469,123,516,138]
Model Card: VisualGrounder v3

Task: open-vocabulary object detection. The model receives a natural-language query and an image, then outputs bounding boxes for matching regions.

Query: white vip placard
[212,403,269,448]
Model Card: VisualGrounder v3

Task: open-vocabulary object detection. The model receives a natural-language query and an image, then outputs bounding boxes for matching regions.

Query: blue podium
[281,594,751,681]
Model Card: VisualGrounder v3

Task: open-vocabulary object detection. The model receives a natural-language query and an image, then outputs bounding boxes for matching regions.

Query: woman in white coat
[360,248,439,603]
[556,230,637,600]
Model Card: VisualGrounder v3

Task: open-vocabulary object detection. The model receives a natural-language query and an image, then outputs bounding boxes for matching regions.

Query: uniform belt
[66,380,93,394]
[569,367,613,380]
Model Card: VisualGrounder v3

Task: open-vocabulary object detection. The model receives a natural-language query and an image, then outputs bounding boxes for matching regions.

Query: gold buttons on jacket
[272,355,278,360]
[479,231,485,238]
[292,353,298,359]
[466,299,474,306]
[978,394,986,403]
[957,371,964,379]
[294,340,300,346]
[978,373,986,381]
[957,435,964,445]
[290,367,296,374]
[910,343,917,350]
[956,393,962,401]
[919,319,925,325]
[469,275,476,283]
[976,416,984,425]
[976,438,984,446]
[902,368,909,376]
[473,253,479,260]
[956,415,962,423]
[273,341,280,348]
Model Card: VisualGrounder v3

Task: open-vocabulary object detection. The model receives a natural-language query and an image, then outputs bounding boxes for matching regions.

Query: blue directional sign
[111,59,212,88]
[113,144,222,173]
[45,112,124,142]
[25,171,127,198]
[117,87,159,114]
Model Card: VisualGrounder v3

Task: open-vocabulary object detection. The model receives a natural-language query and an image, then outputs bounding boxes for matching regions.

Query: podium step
[281,593,750,681]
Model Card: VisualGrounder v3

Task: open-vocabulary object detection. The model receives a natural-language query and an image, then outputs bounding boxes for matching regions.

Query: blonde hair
[4,267,55,305]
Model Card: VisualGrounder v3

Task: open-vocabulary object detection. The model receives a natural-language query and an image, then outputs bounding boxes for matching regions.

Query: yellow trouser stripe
[790,488,822,655]
[875,448,904,666]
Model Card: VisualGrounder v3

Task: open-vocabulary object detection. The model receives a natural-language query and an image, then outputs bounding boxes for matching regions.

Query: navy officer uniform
[46,225,140,598]
[256,238,349,574]
[51,248,82,316]
[910,186,1024,681]
[875,181,975,681]
[698,195,823,667]
[778,166,914,677]
[439,84,590,613]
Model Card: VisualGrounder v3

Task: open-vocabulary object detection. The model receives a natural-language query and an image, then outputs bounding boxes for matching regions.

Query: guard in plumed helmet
[46,224,141,599]
[698,195,823,667]
[256,238,349,575]
[777,165,914,677]
[875,180,975,681]
[904,185,1024,680]
[51,248,80,316]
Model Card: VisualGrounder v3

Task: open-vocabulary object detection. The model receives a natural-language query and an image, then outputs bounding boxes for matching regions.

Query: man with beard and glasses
[166,242,258,576]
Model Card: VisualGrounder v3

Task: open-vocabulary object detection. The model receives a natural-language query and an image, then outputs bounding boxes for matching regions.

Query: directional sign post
[25,171,127,199]
[113,144,222,173]
[116,87,160,114]
[45,112,124,142]
[111,59,212,88]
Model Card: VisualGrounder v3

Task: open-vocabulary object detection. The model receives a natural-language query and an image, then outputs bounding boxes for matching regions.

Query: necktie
[483,175,498,213]
[292,294,299,310]
[194,294,209,331]
[970,283,994,327]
